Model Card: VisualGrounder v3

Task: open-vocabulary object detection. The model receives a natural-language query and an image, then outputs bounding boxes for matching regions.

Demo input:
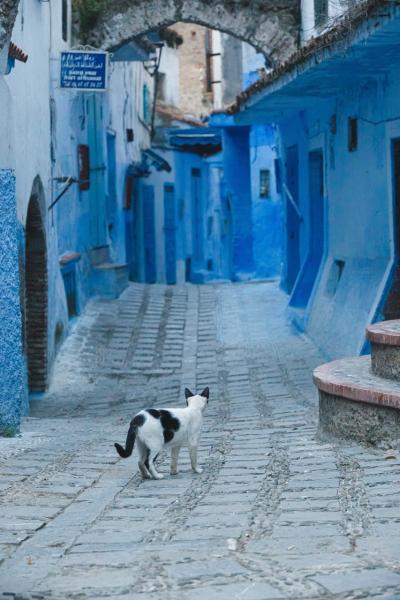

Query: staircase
[314,320,400,446]
[89,245,129,299]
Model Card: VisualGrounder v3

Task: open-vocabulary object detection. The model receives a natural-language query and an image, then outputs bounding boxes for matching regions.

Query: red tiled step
[366,320,400,381]
[366,319,400,346]
[313,355,400,411]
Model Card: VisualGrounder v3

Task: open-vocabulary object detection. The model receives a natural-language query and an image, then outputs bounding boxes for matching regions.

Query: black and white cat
[114,387,209,480]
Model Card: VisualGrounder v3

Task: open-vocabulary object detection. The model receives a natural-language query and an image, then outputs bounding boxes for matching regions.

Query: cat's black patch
[163,430,175,444]
[132,414,145,428]
[146,408,160,419]
[159,410,180,432]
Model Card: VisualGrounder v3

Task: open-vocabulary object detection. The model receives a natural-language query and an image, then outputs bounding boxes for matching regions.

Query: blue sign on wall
[60,51,108,91]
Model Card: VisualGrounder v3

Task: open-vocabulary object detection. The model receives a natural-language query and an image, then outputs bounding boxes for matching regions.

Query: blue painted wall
[143,123,283,285]
[276,78,395,358]
[0,169,26,434]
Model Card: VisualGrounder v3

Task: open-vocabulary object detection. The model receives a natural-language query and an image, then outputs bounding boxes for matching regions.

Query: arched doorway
[25,180,48,392]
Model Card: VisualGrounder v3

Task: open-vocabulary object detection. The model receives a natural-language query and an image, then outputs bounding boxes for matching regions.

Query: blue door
[191,168,203,272]
[164,184,176,284]
[290,149,325,308]
[285,145,301,292]
[143,185,156,283]
[106,132,117,245]
[87,95,107,248]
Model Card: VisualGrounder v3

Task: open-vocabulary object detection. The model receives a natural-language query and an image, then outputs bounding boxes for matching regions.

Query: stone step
[313,355,400,446]
[92,262,129,299]
[89,245,110,266]
[367,320,400,381]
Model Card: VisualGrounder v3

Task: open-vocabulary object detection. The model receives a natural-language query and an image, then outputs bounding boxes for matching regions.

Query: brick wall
[173,22,213,119]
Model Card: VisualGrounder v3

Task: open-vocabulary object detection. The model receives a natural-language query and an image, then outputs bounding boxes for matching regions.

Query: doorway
[164,183,177,284]
[25,191,48,392]
[86,94,107,248]
[290,149,325,308]
[285,144,301,292]
[384,138,400,320]
[191,168,203,274]
[142,184,157,283]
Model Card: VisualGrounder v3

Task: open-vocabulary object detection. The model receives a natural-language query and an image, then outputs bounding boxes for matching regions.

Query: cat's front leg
[170,446,181,475]
[189,446,203,474]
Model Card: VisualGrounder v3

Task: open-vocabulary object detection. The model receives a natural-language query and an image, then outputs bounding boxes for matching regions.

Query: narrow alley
[1,282,400,598]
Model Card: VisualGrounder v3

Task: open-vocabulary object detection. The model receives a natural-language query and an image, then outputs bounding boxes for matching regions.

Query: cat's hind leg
[189,446,203,475]
[170,446,181,475]
[147,448,164,480]
[137,440,151,479]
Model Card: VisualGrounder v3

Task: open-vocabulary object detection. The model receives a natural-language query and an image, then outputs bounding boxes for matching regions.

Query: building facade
[0,0,155,433]
[234,0,400,359]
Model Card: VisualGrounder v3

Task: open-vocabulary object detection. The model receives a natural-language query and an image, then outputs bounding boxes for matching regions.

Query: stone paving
[1,282,400,599]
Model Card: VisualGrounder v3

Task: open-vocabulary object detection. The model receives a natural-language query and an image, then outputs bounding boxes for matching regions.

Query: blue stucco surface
[0,169,26,434]
[235,8,400,358]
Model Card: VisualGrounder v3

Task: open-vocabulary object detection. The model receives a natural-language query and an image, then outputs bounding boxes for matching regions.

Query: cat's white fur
[114,388,208,480]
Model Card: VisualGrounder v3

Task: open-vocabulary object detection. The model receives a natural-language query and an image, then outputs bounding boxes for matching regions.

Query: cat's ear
[200,387,209,400]
[185,388,194,406]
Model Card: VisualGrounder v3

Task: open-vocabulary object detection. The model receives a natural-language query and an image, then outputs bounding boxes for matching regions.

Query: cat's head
[185,387,209,411]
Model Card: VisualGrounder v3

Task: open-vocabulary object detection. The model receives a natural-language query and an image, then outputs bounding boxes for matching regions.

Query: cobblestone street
[1,282,400,598]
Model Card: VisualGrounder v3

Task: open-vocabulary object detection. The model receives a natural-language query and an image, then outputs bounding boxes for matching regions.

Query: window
[260,169,271,198]
[348,117,358,152]
[62,0,68,42]
[314,0,328,28]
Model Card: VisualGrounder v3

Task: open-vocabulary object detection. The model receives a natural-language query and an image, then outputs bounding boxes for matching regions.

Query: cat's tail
[114,420,136,458]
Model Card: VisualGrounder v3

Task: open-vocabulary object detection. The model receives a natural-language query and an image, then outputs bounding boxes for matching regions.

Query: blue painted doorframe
[87,94,107,248]
[289,148,325,310]
[191,168,203,275]
[285,144,301,292]
[142,184,156,284]
[164,183,176,284]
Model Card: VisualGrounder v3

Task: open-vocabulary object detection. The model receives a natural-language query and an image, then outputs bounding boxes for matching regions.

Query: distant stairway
[89,245,129,299]
[314,320,400,446]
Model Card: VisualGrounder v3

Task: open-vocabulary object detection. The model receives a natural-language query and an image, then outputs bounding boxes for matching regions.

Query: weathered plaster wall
[0,169,26,434]
[5,2,68,390]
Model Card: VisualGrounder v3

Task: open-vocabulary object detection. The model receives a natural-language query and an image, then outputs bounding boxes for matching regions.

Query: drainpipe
[301,0,315,44]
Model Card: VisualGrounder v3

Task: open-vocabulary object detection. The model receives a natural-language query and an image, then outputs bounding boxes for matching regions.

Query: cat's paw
[193,467,203,475]
[170,469,178,476]
[153,473,164,480]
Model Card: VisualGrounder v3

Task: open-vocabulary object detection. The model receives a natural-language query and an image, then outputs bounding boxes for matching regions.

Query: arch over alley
[75,0,299,65]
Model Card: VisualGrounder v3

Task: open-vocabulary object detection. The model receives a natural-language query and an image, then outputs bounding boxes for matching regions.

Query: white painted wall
[158,44,180,107]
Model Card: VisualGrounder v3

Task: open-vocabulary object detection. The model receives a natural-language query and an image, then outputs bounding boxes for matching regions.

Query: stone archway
[74,0,299,66]
[0,0,19,56]
[25,177,48,392]
[2,0,299,66]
